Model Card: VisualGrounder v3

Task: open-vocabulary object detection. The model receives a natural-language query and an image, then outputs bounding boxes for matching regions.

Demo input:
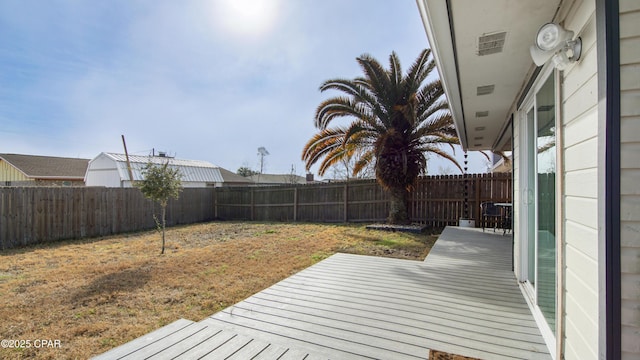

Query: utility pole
[257,147,269,174]
[121,135,135,185]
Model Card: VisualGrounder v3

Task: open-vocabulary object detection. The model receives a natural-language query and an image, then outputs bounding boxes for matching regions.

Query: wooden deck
[92,226,551,360]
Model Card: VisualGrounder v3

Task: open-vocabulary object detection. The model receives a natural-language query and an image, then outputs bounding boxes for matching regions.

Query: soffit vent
[478,32,507,56]
[475,111,489,118]
[475,126,486,131]
[474,136,484,140]
[477,85,495,96]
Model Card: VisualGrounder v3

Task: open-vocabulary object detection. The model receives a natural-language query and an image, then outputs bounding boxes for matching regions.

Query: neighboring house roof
[95,152,252,184]
[217,167,254,184]
[0,153,89,180]
[248,173,307,185]
[490,156,512,173]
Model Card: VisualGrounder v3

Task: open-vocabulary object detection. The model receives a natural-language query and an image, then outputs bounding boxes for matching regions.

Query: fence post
[250,188,255,221]
[475,175,481,227]
[343,182,348,222]
[293,187,298,222]
[213,188,218,219]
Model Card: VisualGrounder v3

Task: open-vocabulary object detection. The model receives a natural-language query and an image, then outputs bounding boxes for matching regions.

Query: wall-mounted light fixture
[529,23,582,70]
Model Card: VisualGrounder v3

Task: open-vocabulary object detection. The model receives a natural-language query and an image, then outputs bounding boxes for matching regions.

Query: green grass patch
[310,251,332,263]
[0,272,13,282]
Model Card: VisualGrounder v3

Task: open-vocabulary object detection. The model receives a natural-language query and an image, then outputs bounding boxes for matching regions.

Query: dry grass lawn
[0,221,438,360]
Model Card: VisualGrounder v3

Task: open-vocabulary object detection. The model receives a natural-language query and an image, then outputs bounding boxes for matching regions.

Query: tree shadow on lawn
[71,263,153,306]
[0,228,157,256]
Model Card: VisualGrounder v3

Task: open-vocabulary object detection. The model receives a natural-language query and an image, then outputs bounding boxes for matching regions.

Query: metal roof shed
[84,152,251,188]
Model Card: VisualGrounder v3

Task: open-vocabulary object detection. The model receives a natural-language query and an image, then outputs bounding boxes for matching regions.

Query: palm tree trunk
[387,187,410,224]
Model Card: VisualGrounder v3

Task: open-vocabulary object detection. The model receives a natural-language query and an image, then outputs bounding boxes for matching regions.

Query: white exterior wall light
[530,23,582,70]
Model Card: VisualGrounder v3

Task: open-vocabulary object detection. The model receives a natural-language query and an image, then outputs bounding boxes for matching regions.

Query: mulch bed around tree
[365,223,430,233]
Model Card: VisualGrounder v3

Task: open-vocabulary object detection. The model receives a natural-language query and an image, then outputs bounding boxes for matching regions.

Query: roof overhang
[32,176,85,180]
[417,0,562,151]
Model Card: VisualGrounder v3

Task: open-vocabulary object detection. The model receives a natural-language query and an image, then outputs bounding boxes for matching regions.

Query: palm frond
[420,145,463,173]
[320,78,377,106]
[352,149,375,176]
[405,49,433,92]
[315,97,372,129]
[322,77,390,123]
[302,127,348,168]
[316,145,351,176]
[356,53,390,90]
[388,52,402,89]
[343,121,376,144]
[356,54,393,111]
[417,110,451,131]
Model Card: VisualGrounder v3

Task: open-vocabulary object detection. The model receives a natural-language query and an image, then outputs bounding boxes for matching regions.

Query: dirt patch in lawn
[0,221,438,360]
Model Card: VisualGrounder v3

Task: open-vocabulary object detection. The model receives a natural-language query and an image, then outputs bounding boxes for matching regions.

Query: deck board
[205,227,550,360]
[122,322,212,359]
[91,319,197,360]
[171,330,239,359]
[203,313,420,360]
[198,334,253,359]
[248,344,289,360]
[223,339,273,359]
[93,226,551,360]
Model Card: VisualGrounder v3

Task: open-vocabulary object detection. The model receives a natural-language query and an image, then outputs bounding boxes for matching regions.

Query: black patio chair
[501,206,513,235]
[481,202,502,232]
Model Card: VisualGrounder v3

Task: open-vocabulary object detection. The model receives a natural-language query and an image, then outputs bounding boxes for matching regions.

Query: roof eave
[416,0,467,150]
[31,176,85,181]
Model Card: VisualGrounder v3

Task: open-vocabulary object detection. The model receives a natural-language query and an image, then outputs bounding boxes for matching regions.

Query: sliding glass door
[535,73,556,332]
[521,70,557,336]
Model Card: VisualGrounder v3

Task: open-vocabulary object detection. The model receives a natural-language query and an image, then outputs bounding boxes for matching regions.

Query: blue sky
[0,0,489,177]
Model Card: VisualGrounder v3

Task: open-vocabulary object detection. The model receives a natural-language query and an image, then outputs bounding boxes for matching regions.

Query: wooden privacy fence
[214,180,390,223]
[0,187,215,250]
[410,173,512,228]
[214,173,512,227]
[0,173,510,250]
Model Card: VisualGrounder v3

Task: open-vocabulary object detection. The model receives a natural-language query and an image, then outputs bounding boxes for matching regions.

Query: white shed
[84,152,251,188]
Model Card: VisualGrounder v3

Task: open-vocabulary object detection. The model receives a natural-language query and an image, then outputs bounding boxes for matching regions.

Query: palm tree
[302,49,461,224]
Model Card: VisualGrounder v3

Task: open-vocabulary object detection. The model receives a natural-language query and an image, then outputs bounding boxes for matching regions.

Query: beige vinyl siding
[620,0,640,357]
[561,2,599,359]
[0,160,30,183]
